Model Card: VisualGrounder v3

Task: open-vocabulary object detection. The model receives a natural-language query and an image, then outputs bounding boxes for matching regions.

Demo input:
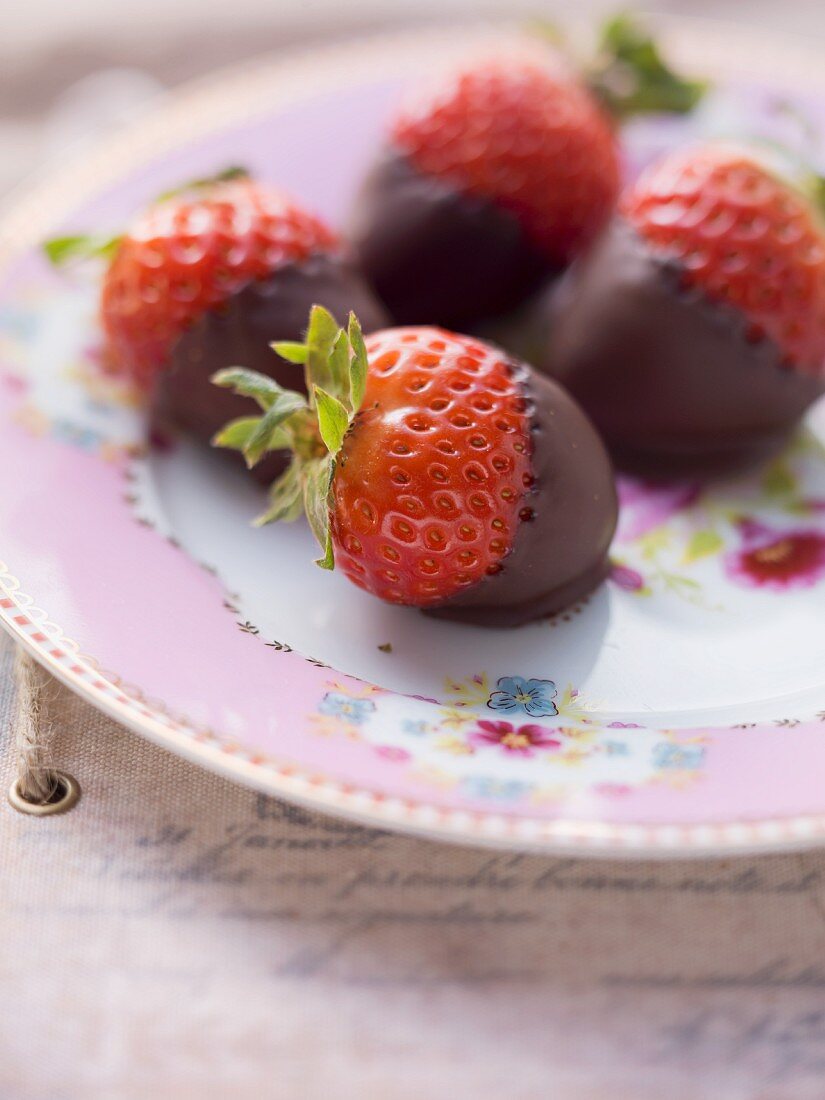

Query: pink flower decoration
[468,720,561,758]
[725,529,825,590]
[609,563,645,592]
[734,515,775,543]
[594,783,632,798]
[374,745,411,763]
[616,479,701,541]
[1,372,27,394]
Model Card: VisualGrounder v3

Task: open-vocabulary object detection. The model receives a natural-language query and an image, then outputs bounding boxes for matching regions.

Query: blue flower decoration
[652,742,705,770]
[487,676,558,718]
[604,740,630,757]
[401,719,429,737]
[461,776,533,803]
[318,692,376,725]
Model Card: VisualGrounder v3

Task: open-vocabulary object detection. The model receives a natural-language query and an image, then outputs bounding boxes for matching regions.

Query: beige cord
[8,647,80,815]
[13,648,55,803]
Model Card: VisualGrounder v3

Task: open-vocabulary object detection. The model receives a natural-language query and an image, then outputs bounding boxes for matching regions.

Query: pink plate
[2,19,825,855]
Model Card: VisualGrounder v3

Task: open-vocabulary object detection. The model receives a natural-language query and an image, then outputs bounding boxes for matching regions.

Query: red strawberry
[213,308,617,625]
[623,145,825,375]
[536,143,825,476]
[46,171,389,483]
[351,17,704,328]
[331,327,534,605]
[351,58,619,329]
[393,60,618,266]
[99,177,339,390]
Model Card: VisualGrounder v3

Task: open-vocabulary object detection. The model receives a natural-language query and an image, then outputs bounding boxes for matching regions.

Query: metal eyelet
[8,770,81,816]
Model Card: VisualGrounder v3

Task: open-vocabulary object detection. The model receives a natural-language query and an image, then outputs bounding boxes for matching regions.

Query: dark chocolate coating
[151,253,390,483]
[537,218,825,477]
[429,367,618,627]
[350,151,551,329]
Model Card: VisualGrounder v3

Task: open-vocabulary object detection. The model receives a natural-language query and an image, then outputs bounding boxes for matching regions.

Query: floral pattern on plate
[610,432,825,605]
[305,674,709,806]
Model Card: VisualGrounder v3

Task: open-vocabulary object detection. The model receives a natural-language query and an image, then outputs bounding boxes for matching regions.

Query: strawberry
[623,144,825,375]
[392,59,620,267]
[536,143,825,476]
[351,16,704,328]
[98,176,339,390]
[46,170,388,480]
[213,308,617,625]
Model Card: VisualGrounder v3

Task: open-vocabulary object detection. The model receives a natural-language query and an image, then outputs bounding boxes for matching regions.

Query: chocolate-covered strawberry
[46,171,388,479]
[350,17,704,329]
[214,308,617,626]
[537,144,825,476]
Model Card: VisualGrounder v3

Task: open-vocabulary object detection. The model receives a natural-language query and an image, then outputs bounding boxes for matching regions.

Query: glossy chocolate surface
[151,254,389,483]
[537,218,825,477]
[429,366,618,627]
[350,151,550,329]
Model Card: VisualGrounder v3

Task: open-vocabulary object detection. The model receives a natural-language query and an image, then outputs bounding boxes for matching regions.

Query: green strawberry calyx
[43,234,123,266]
[153,164,249,203]
[211,304,368,571]
[42,165,250,268]
[587,14,708,120]
[736,139,825,224]
[534,13,707,120]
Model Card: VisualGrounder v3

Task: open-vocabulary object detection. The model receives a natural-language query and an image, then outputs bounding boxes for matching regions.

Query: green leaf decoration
[314,387,350,456]
[270,341,308,365]
[302,456,335,569]
[761,459,796,497]
[211,368,288,411]
[43,233,122,266]
[243,392,308,467]
[637,527,670,562]
[783,500,814,516]
[683,529,723,565]
[664,573,701,592]
[348,312,368,413]
[589,13,708,119]
[254,460,304,526]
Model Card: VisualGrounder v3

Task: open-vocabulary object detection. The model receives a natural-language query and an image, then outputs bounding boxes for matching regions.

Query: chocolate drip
[429,368,618,627]
[537,218,825,477]
[350,151,551,329]
[151,253,389,482]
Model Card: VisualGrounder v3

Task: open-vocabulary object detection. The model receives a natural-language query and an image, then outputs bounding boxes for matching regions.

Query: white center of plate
[137,415,825,729]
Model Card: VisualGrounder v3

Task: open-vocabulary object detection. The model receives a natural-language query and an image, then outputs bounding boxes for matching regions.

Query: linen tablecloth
[4,630,825,1099]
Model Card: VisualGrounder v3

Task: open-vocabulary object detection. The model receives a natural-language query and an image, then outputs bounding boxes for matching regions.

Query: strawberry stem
[153,165,250,203]
[212,305,368,570]
[587,14,707,120]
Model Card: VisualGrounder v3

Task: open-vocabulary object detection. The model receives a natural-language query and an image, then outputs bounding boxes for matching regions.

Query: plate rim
[6,557,825,858]
[4,17,825,857]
